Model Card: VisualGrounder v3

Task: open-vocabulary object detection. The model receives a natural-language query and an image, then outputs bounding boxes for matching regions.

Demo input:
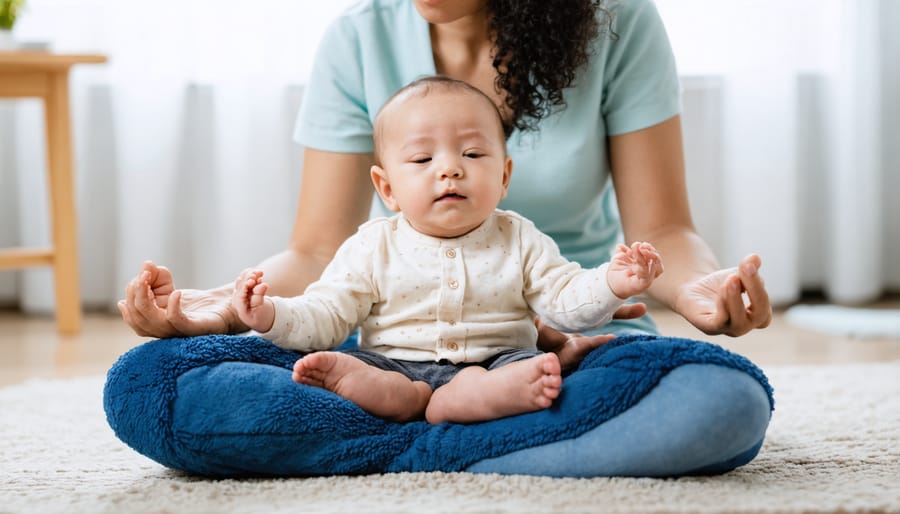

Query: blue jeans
[466,363,769,476]
[103,315,772,477]
[461,317,767,477]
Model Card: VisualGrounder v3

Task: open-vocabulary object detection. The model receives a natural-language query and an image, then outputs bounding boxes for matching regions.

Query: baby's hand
[607,242,664,299]
[232,268,275,333]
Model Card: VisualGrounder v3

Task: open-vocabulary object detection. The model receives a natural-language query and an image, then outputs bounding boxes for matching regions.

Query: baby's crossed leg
[293,352,432,422]
[425,353,562,424]
[293,351,562,425]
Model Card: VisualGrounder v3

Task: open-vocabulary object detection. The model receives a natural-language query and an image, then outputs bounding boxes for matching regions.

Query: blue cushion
[103,334,773,477]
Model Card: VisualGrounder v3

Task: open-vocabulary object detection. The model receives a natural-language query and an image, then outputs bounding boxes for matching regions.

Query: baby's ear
[500,156,513,198]
[370,165,401,212]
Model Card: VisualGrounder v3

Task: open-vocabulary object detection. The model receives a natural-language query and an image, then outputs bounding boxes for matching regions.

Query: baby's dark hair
[488,0,616,134]
[373,75,507,164]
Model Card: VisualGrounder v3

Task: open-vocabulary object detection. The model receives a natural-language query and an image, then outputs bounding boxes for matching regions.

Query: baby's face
[372,88,511,238]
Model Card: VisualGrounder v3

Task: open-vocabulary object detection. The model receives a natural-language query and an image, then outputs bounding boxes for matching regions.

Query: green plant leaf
[0,0,27,31]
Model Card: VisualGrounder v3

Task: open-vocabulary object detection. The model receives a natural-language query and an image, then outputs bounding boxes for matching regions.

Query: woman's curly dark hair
[488,0,616,135]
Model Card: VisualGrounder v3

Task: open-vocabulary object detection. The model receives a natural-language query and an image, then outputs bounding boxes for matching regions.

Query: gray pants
[344,348,543,390]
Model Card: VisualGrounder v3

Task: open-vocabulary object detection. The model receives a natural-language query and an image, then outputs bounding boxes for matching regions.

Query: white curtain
[1,0,897,314]
[0,0,352,311]
[663,0,898,306]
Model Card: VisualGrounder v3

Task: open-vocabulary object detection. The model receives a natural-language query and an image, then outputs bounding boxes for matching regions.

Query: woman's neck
[429,14,492,79]
[430,14,505,115]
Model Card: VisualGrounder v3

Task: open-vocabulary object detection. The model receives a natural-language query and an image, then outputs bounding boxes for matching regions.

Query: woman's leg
[465,363,771,477]
[103,334,406,476]
[105,331,771,477]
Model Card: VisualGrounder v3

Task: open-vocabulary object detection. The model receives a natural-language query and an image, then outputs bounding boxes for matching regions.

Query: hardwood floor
[0,310,151,387]
[1,302,899,387]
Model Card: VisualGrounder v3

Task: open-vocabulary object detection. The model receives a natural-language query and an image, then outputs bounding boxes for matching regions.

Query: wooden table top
[0,51,107,71]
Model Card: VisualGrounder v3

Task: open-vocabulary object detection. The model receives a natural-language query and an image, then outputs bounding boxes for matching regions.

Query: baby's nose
[439,166,463,179]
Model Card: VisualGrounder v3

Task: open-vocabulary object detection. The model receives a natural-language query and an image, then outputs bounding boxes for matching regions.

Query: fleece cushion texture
[103,334,773,477]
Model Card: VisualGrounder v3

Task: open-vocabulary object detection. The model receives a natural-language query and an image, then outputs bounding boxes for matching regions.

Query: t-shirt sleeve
[601,0,682,135]
[293,16,375,153]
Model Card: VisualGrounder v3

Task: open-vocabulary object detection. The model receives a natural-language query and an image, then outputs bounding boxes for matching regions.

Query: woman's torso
[295,0,682,333]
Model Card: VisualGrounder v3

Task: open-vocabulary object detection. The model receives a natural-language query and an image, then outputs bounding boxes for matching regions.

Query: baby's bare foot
[426,353,563,424]
[293,351,348,390]
[293,352,430,422]
[554,333,615,372]
[527,353,564,408]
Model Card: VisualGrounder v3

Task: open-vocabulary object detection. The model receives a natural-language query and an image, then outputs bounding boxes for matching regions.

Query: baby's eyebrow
[399,135,434,152]
[456,129,494,144]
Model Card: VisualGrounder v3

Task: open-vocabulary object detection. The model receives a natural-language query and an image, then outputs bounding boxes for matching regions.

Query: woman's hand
[675,254,773,337]
[118,261,247,338]
[536,303,648,372]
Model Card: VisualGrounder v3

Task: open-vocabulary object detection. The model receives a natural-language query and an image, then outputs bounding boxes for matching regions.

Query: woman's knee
[466,363,771,477]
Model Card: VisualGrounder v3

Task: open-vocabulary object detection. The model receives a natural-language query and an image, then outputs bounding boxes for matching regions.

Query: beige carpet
[1,362,899,514]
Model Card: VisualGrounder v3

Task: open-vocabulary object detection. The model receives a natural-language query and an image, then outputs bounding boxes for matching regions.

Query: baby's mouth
[435,192,466,202]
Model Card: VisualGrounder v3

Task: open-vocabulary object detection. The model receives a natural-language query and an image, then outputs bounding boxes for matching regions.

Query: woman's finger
[124,276,152,320]
[122,279,162,335]
[166,290,208,336]
[534,317,569,351]
[706,276,735,333]
[722,274,752,336]
[117,299,141,334]
[612,303,647,320]
[737,255,773,329]
[143,263,176,307]
[165,290,190,325]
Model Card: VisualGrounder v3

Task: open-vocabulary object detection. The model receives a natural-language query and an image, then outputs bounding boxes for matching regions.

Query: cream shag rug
[1,362,899,514]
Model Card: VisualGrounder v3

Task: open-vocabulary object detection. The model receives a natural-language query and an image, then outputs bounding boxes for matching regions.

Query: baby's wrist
[263,299,276,332]
[608,282,629,301]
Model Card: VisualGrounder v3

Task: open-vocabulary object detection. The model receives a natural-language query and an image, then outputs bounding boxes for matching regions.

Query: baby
[232,76,663,424]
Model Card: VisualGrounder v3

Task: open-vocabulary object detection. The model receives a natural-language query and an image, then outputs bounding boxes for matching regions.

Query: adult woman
[111,0,773,477]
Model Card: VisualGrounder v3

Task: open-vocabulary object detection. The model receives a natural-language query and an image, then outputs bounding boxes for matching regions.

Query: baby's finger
[648,252,664,277]
[631,242,649,269]
[250,283,269,306]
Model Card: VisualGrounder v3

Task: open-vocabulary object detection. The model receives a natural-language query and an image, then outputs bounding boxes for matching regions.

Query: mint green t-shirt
[295,0,681,333]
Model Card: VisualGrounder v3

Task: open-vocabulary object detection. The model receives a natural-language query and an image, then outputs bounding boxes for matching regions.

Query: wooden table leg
[43,71,82,335]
